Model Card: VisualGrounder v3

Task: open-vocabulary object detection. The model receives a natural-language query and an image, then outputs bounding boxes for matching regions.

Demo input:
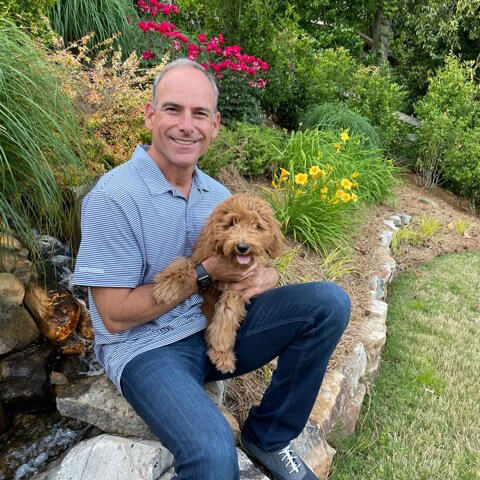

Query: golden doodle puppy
[153,193,283,373]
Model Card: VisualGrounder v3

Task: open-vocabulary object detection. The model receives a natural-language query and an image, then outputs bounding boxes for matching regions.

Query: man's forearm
[91,279,197,334]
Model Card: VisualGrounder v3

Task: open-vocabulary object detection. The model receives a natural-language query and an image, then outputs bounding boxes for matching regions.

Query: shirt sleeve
[73,191,144,288]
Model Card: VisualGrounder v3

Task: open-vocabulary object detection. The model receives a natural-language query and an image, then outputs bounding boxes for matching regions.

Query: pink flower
[142,49,155,60]
[173,40,181,50]
[197,33,207,43]
[261,61,269,71]
[257,78,267,88]
[201,63,208,70]
[218,33,224,44]
[138,21,150,32]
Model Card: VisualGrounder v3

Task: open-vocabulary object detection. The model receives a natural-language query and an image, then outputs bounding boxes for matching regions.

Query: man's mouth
[236,255,251,265]
[172,138,199,145]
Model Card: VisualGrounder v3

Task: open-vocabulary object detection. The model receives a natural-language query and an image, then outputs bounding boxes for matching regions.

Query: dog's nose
[236,243,250,254]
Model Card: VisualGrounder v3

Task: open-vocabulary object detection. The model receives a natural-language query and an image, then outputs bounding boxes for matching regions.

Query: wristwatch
[194,262,213,292]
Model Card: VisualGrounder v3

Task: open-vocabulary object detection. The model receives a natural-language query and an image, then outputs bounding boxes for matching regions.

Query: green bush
[0,19,85,249]
[276,129,399,205]
[306,48,406,152]
[299,103,382,149]
[0,0,54,37]
[414,56,480,189]
[198,123,287,179]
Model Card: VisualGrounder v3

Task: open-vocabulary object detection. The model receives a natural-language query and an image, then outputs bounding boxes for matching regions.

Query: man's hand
[202,256,258,282]
[229,265,278,301]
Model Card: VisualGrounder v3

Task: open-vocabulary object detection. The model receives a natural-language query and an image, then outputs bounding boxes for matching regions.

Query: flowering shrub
[277,129,399,205]
[265,160,361,252]
[134,0,269,123]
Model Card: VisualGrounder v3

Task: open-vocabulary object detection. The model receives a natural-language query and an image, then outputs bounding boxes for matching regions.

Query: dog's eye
[255,223,265,231]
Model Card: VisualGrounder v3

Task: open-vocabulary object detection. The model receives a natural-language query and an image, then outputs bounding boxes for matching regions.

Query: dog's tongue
[236,255,250,265]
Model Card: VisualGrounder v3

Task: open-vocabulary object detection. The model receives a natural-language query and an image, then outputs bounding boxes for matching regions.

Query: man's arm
[91,256,264,334]
[91,281,196,334]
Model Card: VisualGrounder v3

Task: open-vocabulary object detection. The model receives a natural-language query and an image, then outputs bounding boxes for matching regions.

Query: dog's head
[204,194,283,267]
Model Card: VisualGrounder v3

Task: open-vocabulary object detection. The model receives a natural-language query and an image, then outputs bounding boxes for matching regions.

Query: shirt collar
[131,145,210,196]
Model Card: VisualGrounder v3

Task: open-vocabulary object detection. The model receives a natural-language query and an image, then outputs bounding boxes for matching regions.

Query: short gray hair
[152,58,219,113]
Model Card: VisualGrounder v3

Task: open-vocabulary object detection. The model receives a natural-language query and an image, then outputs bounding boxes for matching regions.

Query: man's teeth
[173,138,197,145]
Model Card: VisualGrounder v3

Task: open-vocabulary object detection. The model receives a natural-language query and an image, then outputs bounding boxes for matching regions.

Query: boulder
[35,235,71,259]
[0,249,33,284]
[24,283,80,342]
[0,233,22,250]
[31,434,174,480]
[57,332,89,356]
[0,401,9,434]
[0,298,40,356]
[0,343,54,408]
[76,300,94,340]
[0,272,25,304]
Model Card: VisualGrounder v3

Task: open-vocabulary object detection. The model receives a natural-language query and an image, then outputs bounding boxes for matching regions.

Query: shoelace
[277,444,301,474]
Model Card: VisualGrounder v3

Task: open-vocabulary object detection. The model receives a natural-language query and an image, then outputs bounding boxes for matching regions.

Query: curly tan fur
[153,193,283,373]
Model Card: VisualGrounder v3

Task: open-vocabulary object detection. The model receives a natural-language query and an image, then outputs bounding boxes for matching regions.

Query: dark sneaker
[239,435,317,480]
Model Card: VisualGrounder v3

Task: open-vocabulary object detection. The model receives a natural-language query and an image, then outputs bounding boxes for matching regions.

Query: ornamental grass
[0,19,85,250]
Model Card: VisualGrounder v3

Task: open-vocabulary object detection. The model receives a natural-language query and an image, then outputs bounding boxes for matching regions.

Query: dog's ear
[195,207,221,258]
[267,218,284,259]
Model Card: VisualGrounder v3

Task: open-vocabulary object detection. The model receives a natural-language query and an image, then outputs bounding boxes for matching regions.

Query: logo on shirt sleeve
[79,266,104,274]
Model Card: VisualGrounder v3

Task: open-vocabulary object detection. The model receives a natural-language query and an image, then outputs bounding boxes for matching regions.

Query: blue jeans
[120,282,350,480]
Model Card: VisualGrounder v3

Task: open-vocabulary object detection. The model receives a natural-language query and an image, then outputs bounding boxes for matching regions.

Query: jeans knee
[310,282,351,335]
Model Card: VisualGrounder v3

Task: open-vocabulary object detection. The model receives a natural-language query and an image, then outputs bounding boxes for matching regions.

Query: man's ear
[211,111,221,139]
[145,102,155,130]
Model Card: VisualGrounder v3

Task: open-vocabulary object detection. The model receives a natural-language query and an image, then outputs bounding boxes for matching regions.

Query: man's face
[145,67,220,171]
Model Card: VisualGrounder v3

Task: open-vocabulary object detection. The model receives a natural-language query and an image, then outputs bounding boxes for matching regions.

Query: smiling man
[74,58,351,480]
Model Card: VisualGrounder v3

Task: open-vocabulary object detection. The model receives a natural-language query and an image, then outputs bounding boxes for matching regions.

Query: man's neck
[147,147,195,198]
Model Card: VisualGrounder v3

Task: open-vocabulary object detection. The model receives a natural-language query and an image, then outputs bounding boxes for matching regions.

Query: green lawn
[329,251,480,480]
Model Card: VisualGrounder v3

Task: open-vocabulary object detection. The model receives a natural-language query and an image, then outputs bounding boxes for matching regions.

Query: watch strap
[194,262,213,291]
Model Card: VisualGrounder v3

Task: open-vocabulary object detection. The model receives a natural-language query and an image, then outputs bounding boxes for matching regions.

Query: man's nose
[178,111,194,133]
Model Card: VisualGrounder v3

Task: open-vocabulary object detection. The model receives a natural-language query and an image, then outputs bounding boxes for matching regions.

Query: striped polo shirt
[73,145,231,393]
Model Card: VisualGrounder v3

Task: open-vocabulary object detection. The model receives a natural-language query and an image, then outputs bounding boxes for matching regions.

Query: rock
[56,374,156,440]
[368,275,386,301]
[0,249,33,284]
[43,255,74,292]
[0,272,25,304]
[237,448,270,479]
[24,283,80,342]
[341,343,367,398]
[0,343,54,408]
[76,300,94,340]
[309,370,346,436]
[367,300,388,322]
[389,215,402,227]
[337,384,367,440]
[219,404,240,442]
[31,434,174,480]
[157,448,270,480]
[0,232,22,250]
[382,219,398,231]
[379,256,396,284]
[0,401,9,434]
[399,213,412,225]
[302,437,336,480]
[56,374,241,442]
[360,315,387,377]
[395,111,419,127]
[0,298,40,355]
[379,230,393,248]
[204,380,226,406]
[50,371,69,386]
[35,235,71,259]
[58,332,88,356]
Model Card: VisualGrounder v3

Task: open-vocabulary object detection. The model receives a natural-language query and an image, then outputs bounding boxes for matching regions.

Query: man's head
[145,59,221,173]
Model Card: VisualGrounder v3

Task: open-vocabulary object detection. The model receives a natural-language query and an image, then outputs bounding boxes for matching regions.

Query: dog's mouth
[235,255,251,265]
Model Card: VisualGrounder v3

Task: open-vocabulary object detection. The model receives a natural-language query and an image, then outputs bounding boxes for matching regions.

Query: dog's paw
[207,348,236,374]
[152,280,179,305]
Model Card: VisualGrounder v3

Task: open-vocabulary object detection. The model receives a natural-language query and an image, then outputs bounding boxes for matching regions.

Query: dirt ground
[223,170,480,423]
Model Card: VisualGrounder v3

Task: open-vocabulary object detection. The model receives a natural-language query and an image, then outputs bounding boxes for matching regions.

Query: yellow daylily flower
[279,168,290,180]
[320,194,326,201]
[334,143,341,152]
[340,178,352,190]
[335,189,345,198]
[340,130,350,142]
[340,192,351,202]
[321,186,328,193]
[295,173,308,185]
[309,165,320,176]
[351,171,360,178]
[351,193,358,202]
